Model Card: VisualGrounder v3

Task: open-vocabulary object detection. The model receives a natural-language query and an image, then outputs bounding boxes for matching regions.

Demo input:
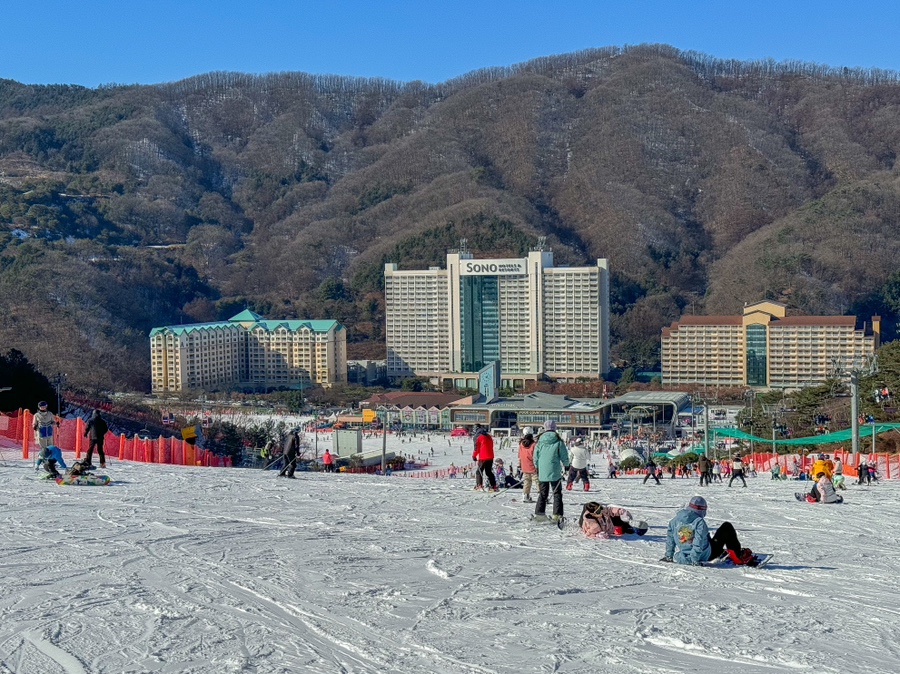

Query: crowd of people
[32,397,880,566]
[452,421,876,566]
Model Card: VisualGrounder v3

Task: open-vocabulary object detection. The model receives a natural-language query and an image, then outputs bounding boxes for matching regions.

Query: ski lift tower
[830,354,878,456]
[689,391,716,457]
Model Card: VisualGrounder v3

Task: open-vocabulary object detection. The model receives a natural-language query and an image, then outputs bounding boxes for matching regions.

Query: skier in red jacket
[472,426,497,491]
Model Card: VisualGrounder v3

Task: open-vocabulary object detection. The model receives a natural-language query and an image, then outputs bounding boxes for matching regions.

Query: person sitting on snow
[494,457,507,485]
[579,502,648,539]
[662,496,756,566]
[802,472,844,503]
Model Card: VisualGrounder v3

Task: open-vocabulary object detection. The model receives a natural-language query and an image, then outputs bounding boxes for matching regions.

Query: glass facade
[745,324,768,386]
[461,276,500,372]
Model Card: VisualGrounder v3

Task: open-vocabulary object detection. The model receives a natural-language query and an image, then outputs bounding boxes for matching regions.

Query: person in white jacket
[33,401,61,477]
[566,441,591,491]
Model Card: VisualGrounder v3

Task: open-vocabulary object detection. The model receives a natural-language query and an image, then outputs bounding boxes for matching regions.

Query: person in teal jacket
[532,420,569,522]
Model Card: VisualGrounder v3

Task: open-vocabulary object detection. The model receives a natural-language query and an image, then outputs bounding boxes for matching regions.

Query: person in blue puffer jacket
[662,496,755,566]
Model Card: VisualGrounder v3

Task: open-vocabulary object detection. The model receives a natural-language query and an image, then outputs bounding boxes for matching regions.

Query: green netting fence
[710,423,900,446]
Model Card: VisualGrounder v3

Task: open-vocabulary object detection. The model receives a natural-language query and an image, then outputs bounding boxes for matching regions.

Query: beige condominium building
[150,310,347,393]
[661,300,880,388]
[384,249,610,390]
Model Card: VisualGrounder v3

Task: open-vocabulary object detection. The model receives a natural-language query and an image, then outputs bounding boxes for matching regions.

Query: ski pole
[263,454,287,471]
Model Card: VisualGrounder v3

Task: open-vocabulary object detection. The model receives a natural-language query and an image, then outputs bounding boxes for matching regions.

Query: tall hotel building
[384,250,610,389]
[661,301,880,388]
[150,310,347,393]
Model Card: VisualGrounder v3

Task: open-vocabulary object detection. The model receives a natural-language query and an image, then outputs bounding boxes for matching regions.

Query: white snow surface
[0,432,896,674]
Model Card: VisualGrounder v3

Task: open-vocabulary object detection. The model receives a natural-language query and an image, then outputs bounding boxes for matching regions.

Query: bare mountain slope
[2,45,900,389]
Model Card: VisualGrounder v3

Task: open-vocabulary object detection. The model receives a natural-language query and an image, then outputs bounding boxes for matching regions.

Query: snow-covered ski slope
[1,442,896,673]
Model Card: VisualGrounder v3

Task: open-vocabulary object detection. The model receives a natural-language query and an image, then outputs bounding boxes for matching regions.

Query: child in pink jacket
[579,502,648,538]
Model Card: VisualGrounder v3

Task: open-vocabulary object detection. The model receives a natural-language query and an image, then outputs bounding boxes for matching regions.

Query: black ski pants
[280,450,298,477]
[699,470,711,486]
[475,460,497,489]
[85,438,105,466]
[644,470,660,485]
[709,521,742,559]
[536,479,563,517]
[566,467,590,488]
[612,515,635,534]
[729,470,747,487]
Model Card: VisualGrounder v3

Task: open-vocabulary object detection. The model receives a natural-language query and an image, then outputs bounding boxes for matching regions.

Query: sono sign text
[460,259,527,276]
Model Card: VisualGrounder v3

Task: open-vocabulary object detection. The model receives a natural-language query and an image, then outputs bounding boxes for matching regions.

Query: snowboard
[56,474,111,486]
[705,552,774,568]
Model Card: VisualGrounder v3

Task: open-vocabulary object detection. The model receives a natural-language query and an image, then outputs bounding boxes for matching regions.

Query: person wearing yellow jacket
[809,454,833,480]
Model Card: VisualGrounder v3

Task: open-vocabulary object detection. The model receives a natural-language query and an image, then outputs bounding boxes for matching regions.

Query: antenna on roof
[459,238,468,254]
[536,236,547,252]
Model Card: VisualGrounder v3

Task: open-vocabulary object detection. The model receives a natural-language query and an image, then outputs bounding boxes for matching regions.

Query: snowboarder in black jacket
[643,458,661,485]
[279,429,300,478]
[84,410,109,469]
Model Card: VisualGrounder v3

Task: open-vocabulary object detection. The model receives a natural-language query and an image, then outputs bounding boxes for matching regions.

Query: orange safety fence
[394,463,477,479]
[742,451,896,480]
[2,409,232,468]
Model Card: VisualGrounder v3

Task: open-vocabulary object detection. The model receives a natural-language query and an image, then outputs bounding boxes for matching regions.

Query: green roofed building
[150,311,347,393]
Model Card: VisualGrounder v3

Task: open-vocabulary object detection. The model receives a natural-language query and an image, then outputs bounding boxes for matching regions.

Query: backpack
[68,461,91,477]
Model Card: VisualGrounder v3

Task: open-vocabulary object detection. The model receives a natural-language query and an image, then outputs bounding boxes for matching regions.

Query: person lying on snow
[579,502,648,539]
[67,461,94,477]
[802,472,844,503]
[662,496,757,566]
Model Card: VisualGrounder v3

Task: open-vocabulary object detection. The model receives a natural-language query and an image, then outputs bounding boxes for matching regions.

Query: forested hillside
[3,44,900,392]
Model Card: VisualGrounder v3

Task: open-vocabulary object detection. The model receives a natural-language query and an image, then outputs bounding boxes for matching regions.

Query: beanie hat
[544,420,556,432]
[38,401,48,408]
[687,495,708,514]
[522,427,534,436]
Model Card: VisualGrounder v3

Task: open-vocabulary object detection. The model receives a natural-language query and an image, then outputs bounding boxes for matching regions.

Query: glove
[659,556,673,563]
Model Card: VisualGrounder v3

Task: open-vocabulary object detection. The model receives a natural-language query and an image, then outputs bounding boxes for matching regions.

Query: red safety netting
[0,410,25,443]
[7,409,231,468]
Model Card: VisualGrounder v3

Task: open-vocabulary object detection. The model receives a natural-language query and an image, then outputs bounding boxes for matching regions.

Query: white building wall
[384,264,450,378]
[150,322,344,393]
[541,264,606,379]
[384,252,610,383]
[497,274,532,374]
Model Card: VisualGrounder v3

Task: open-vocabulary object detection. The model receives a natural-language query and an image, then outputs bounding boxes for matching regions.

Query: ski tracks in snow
[3,461,900,672]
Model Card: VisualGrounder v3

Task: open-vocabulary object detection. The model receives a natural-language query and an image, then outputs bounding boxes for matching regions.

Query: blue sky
[3,1,898,87]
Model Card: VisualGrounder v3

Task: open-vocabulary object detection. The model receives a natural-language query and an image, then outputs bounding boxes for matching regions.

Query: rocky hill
[3,44,900,391]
